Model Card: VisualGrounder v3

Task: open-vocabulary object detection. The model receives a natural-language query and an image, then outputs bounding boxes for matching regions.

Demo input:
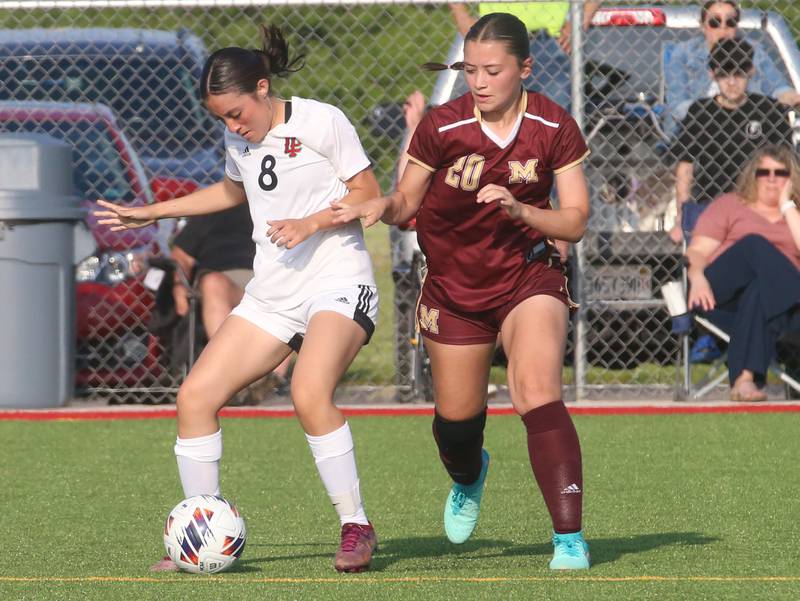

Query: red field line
[2,403,800,421]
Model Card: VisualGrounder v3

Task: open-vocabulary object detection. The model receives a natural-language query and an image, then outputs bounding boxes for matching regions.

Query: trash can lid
[0,133,84,221]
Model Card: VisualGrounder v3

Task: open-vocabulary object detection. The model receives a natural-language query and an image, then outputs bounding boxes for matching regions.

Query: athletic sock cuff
[521,400,572,434]
[305,422,354,461]
[174,429,223,462]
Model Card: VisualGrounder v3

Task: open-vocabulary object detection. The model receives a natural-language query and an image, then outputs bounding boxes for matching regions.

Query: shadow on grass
[220,531,718,573]
[502,531,720,567]
[370,531,718,570]
[234,546,331,570]
[370,536,517,571]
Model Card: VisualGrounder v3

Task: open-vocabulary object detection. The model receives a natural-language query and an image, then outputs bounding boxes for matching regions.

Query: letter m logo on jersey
[508,159,539,184]
[418,304,440,334]
[284,137,302,157]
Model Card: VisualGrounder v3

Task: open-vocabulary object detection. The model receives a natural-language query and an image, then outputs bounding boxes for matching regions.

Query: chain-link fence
[1,0,798,402]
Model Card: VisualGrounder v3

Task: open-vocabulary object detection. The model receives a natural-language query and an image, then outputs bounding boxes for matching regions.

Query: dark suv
[0,27,223,185]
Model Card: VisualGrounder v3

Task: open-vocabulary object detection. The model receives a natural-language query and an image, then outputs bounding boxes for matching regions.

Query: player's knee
[290,379,330,413]
[176,378,220,418]
[508,372,561,412]
[199,272,233,300]
[432,409,487,448]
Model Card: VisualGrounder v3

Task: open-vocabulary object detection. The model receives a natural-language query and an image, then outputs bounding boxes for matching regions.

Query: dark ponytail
[422,61,465,72]
[255,24,305,79]
[200,24,305,100]
[422,12,529,71]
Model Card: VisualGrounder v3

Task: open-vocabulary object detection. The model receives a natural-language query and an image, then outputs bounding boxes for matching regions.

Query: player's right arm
[331,161,433,228]
[94,177,247,231]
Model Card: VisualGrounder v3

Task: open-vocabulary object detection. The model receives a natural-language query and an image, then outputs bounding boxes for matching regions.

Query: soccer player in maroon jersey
[333,13,590,569]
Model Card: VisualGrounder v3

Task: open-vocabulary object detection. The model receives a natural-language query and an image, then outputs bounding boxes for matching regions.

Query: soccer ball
[163,494,247,574]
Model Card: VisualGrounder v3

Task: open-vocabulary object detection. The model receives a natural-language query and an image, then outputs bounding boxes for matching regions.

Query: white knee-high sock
[174,429,222,498]
[306,422,369,526]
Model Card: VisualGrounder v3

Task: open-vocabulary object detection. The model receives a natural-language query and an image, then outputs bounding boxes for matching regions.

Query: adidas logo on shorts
[334,297,350,304]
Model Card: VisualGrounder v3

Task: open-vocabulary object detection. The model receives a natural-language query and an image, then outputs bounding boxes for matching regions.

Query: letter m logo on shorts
[508,159,539,184]
[284,137,302,157]
[418,304,440,334]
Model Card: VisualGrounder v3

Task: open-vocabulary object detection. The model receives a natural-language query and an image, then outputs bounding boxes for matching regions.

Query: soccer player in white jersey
[95,24,380,573]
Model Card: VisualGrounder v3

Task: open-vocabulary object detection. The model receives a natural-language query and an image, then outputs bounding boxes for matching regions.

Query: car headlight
[75,247,150,285]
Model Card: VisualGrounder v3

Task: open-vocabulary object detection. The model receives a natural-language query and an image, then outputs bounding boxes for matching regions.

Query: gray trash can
[0,133,84,408]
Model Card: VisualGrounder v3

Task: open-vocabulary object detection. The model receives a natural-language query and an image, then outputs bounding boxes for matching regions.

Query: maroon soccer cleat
[334,522,378,573]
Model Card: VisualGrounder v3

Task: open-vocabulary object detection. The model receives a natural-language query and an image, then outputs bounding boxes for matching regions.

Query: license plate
[585,265,652,300]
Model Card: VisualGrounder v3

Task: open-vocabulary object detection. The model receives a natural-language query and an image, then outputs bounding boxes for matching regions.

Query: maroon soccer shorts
[416,260,575,345]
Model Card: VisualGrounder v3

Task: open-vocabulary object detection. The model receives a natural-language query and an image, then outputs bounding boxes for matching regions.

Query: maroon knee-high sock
[521,401,582,533]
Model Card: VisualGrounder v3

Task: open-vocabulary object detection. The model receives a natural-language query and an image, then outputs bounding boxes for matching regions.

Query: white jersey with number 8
[225,96,376,310]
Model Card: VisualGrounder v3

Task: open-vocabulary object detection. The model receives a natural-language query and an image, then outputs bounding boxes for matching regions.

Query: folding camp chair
[148,256,204,374]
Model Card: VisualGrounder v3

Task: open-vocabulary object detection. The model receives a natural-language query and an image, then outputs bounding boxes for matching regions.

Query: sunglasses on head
[755,168,791,178]
[707,16,738,28]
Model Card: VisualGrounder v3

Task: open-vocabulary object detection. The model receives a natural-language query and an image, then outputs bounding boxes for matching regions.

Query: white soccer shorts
[230,285,378,352]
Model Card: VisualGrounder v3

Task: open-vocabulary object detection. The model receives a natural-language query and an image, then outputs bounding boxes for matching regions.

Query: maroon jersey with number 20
[407,90,588,314]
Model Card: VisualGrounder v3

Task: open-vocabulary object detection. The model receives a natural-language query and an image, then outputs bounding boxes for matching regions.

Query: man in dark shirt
[171,202,255,337]
[669,37,794,242]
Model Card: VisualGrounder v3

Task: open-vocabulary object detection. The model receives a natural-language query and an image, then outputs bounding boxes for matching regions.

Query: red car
[0,100,199,390]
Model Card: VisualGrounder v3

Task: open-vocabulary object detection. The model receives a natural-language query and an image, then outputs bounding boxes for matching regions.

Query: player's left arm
[476,162,589,242]
[267,167,380,249]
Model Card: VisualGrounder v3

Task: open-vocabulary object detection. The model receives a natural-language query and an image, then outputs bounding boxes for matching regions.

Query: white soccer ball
[163,494,247,574]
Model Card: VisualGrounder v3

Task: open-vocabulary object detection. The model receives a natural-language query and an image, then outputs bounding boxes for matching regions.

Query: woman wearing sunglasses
[665,1,800,134]
[685,144,800,401]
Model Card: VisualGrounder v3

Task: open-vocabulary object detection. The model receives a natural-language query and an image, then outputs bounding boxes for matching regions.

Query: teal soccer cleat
[443,449,490,544]
[549,530,591,570]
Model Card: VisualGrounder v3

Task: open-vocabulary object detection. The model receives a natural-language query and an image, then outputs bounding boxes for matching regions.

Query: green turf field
[2,413,800,600]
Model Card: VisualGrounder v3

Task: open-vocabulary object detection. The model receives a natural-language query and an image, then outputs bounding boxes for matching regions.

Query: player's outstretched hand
[93,199,157,231]
[331,197,389,228]
[476,184,523,220]
[267,217,316,249]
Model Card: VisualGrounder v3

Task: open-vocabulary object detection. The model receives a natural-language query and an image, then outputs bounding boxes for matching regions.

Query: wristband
[781,200,798,215]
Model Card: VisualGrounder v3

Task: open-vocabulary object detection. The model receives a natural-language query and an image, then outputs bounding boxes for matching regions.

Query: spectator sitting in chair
[686,145,800,401]
[171,203,292,395]
[669,37,794,243]
[664,0,800,136]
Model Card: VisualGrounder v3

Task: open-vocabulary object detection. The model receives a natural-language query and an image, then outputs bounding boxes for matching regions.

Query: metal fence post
[570,0,588,401]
